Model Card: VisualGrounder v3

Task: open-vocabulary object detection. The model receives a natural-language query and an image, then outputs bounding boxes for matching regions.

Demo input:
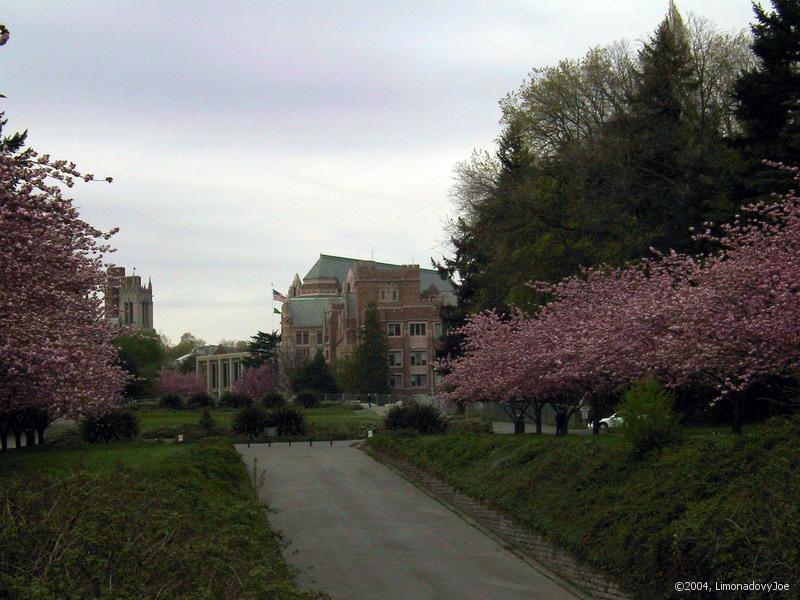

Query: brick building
[105,266,154,331]
[280,254,456,393]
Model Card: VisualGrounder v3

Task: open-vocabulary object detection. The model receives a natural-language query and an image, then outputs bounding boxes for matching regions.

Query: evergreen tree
[355,304,389,394]
[290,350,338,393]
[615,2,701,254]
[243,330,280,368]
[734,0,800,195]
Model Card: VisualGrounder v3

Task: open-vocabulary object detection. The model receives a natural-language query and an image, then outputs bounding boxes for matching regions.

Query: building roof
[286,296,338,327]
[303,254,454,294]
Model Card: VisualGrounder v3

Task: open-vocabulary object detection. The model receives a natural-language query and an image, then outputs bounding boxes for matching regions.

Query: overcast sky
[3,0,757,344]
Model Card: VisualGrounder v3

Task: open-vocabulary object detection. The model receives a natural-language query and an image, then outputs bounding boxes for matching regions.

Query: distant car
[588,413,623,431]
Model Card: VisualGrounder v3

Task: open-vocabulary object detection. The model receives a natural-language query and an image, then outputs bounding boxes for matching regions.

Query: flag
[272,288,287,302]
[273,307,281,314]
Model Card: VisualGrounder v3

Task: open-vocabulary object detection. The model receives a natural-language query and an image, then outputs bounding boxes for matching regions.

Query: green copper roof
[286,297,338,327]
[303,254,454,294]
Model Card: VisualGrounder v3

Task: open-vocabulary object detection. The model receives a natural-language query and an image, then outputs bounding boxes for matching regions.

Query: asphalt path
[237,441,577,600]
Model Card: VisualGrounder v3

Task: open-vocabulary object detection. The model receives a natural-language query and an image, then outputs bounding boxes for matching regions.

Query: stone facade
[281,254,456,394]
[105,266,154,331]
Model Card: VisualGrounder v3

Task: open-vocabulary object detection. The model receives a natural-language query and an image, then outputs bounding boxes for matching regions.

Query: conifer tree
[355,304,389,394]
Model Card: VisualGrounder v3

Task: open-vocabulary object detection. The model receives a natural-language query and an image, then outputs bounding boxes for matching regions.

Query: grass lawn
[0,440,185,477]
[0,438,319,599]
[135,407,236,429]
[133,404,383,440]
[367,416,800,599]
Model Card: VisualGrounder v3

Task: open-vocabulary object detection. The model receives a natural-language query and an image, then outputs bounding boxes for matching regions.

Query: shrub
[220,391,252,409]
[199,409,216,434]
[79,409,140,443]
[295,389,320,409]
[186,392,214,409]
[618,379,682,458]
[446,416,493,435]
[269,406,307,436]
[158,394,183,410]
[261,391,287,409]
[385,403,446,434]
[232,405,269,438]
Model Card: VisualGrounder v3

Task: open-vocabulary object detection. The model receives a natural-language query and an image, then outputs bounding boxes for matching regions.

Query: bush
[220,391,252,409]
[618,379,682,457]
[261,391,287,409]
[158,394,183,410]
[232,405,268,438]
[295,389,320,409]
[385,403,446,434]
[79,409,140,443]
[446,416,493,435]
[269,406,307,436]
[199,409,216,434]
[186,392,214,409]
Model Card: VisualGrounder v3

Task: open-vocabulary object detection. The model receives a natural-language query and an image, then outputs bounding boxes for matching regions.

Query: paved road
[236,442,577,600]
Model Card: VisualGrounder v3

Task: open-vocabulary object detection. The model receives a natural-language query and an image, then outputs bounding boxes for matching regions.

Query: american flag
[272,288,287,302]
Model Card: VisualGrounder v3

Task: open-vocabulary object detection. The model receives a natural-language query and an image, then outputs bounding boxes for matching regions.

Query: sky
[2,0,757,344]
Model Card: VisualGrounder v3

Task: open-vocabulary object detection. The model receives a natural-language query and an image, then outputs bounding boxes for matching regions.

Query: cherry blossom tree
[443,164,800,435]
[232,364,275,400]
[153,370,206,398]
[0,73,126,448]
[652,164,800,432]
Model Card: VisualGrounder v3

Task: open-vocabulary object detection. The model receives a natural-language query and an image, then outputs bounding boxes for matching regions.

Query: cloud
[1,0,756,342]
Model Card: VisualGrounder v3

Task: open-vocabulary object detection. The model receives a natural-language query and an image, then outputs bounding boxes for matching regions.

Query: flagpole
[270,281,274,334]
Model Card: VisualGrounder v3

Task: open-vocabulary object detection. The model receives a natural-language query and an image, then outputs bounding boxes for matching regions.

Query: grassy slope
[367,418,800,599]
[0,438,319,600]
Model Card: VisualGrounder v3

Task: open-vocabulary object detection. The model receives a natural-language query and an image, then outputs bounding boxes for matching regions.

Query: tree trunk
[13,429,22,449]
[514,418,526,434]
[733,394,743,435]
[534,406,542,434]
[36,426,46,445]
[0,429,7,452]
[591,396,601,435]
[24,429,36,447]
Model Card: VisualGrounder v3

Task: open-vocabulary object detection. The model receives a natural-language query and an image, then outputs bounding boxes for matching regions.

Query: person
[555,411,565,436]
[367,393,373,407]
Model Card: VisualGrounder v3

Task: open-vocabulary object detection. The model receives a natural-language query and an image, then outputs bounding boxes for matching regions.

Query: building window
[222,362,230,388]
[388,374,403,388]
[410,350,427,366]
[433,322,443,337]
[380,288,386,301]
[387,323,402,337]
[296,348,310,360]
[388,350,403,368]
[296,330,309,346]
[316,330,323,345]
[391,288,398,301]
[410,374,428,388]
[409,322,426,336]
